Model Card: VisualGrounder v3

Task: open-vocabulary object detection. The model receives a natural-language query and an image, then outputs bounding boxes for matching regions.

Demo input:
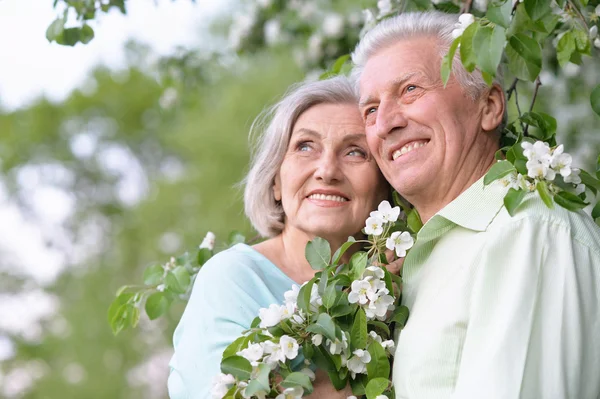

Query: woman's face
[274,102,389,243]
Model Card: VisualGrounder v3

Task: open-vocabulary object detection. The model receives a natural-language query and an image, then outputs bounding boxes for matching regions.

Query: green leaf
[306,313,337,342]
[524,0,552,21]
[332,240,357,265]
[572,29,590,54]
[504,188,527,216]
[484,160,516,185]
[165,271,184,294]
[331,54,350,74]
[220,355,252,381]
[281,372,314,394]
[441,36,460,86]
[171,266,191,292]
[351,308,368,351]
[389,305,410,328]
[330,303,355,317]
[305,237,331,270]
[323,283,338,310]
[297,279,315,313]
[244,363,271,395]
[473,25,506,77]
[197,248,212,266]
[579,169,600,195]
[591,85,600,117]
[327,368,348,389]
[506,34,542,81]
[46,18,64,42]
[222,335,252,359]
[145,292,170,320]
[554,191,588,211]
[536,180,554,209]
[350,251,368,280]
[557,32,576,68]
[407,209,423,233]
[79,24,95,44]
[350,374,367,395]
[486,0,512,28]
[143,264,164,285]
[592,201,600,219]
[366,341,390,379]
[368,320,391,337]
[520,112,556,140]
[365,377,390,399]
[56,28,82,46]
[460,22,479,72]
[108,293,133,334]
[312,346,337,373]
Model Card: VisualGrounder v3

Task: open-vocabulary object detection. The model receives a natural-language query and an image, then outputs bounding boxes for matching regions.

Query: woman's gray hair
[243,76,359,237]
[351,11,504,100]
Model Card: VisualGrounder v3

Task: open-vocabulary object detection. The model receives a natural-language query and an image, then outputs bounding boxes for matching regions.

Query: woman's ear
[481,83,505,132]
[273,175,282,202]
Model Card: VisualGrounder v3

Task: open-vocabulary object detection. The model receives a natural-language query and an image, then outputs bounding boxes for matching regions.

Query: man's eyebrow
[358,72,421,107]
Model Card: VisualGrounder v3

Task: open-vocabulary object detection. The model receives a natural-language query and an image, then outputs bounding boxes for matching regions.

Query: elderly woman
[168,76,389,398]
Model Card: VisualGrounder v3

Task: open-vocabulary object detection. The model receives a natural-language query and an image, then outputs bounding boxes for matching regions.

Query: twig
[506,78,525,131]
[461,0,473,13]
[567,0,589,31]
[523,76,542,136]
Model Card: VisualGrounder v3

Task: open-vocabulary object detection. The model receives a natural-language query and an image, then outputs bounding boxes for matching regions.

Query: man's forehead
[358,71,424,104]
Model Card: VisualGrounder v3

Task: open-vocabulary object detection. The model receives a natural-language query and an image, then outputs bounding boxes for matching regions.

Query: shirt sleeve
[167,250,266,399]
[452,215,600,399]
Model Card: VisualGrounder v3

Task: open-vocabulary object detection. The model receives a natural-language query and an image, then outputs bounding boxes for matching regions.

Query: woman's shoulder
[199,243,272,278]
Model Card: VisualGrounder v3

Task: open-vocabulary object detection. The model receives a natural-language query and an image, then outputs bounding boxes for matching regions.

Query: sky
[0,0,232,372]
[0,0,230,110]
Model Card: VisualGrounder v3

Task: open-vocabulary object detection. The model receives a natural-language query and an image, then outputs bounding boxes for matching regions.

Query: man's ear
[273,175,282,201]
[481,83,505,132]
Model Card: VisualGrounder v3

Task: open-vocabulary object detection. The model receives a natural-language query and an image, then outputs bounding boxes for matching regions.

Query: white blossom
[284,285,300,306]
[280,302,296,320]
[376,396,389,399]
[596,5,600,17]
[280,335,300,360]
[526,160,556,181]
[550,144,573,177]
[211,373,235,399]
[370,200,401,223]
[311,334,323,346]
[385,231,414,257]
[365,289,395,320]
[276,387,304,399]
[590,25,598,40]
[365,216,384,236]
[595,38,600,49]
[263,340,286,366]
[363,265,385,280]
[377,0,393,17]
[237,343,264,366]
[199,231,216,250]
[307,33,324,61]
[299,367,316,381]
[347,349,371,378]
[264,19,282,46]
[452,13,475,39]
[347,396,358,399]
[323,13,345,39]
[474,0,488,12]
[257,0,272,8]
[259,304,283,328]
[575,184,586,195]
[326,333,348,356]
[348,278,377,305]
[564,168,582,184]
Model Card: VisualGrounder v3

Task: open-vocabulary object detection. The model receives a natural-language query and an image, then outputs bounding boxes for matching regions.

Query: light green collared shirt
[392,177,600,399]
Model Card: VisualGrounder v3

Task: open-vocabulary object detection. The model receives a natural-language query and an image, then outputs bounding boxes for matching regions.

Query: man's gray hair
[243,76,359,237]
[351,11,503,100]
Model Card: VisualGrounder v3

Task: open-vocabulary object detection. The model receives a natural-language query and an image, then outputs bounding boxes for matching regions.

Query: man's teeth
[392,141,427,160]
[308,194,348,202]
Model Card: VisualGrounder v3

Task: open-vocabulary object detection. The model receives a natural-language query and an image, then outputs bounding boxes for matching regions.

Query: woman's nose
[314,152,342,184]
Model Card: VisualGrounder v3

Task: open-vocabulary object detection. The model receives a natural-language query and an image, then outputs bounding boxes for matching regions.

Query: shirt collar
[435,176,508,232]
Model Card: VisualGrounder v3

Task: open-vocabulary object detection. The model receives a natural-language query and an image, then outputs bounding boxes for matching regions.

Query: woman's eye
[296,142,312,152]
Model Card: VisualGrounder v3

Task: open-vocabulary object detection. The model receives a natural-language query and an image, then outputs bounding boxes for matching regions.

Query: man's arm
[453,215,600,398]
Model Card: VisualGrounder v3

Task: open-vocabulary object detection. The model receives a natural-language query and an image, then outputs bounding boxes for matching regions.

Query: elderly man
[352,11,600,399]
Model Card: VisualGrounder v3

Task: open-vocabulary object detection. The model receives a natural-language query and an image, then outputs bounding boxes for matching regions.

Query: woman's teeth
[308,194,347,202]
[392,141,427,160]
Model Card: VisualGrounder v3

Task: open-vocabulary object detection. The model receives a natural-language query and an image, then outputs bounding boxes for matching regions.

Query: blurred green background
[1,0,599,398]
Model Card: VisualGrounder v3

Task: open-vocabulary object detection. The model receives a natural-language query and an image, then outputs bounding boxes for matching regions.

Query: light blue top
[168,243,298,399]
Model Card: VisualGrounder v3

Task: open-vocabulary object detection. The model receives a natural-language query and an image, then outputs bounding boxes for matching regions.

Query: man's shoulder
[490,191,600,249]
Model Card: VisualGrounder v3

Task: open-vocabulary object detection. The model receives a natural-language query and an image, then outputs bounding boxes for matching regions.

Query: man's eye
[348,148,367,157]
[406,85,417,92]
[364,107,377,118]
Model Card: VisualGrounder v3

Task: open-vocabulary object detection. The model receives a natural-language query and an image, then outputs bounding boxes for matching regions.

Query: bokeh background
[1,0,599,398]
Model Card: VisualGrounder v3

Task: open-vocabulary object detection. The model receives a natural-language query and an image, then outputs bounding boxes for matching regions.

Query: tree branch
[524,76,542,136]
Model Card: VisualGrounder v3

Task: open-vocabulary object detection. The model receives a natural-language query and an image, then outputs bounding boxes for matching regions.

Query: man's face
[358,36,488,204]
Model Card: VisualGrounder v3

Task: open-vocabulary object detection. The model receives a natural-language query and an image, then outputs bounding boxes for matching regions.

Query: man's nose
[375,101,408,139]
[314,151,342,184]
